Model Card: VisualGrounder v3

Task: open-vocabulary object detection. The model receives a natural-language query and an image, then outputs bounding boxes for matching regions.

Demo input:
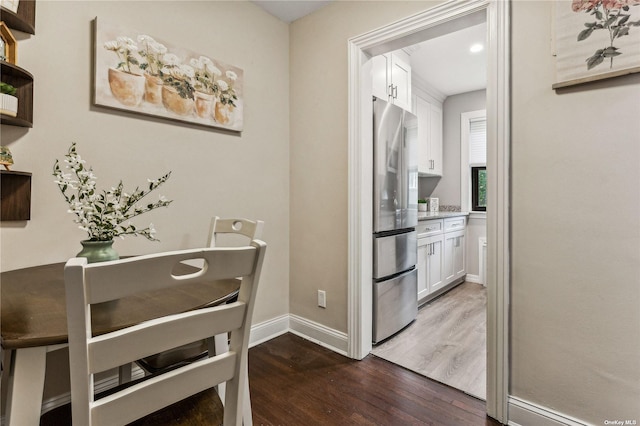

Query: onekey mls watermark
[604,420,637,425]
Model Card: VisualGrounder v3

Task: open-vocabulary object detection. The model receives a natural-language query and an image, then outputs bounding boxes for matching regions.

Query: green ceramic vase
[77,240,119,263]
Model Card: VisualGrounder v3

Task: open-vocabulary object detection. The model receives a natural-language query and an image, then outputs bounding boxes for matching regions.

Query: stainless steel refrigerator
[372,96,418,344]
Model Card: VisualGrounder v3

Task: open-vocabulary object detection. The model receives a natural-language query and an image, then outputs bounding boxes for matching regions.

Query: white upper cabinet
[416,96,443,176]
[372,49,412,112]
[429,103,443,175]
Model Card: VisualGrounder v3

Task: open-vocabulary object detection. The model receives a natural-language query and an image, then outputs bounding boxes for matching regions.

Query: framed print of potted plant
[93,18,243,131]
[553,0,640,89]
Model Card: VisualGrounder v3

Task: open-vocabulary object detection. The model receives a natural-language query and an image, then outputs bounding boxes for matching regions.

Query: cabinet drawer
[444,217,466,232]
[416,219,443,237]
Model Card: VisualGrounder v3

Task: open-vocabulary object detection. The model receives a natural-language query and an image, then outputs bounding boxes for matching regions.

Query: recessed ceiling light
[470,43,484,53]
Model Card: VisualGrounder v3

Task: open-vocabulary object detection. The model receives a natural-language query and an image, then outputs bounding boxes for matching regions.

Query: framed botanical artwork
[553,0,640,89]
[93,18,244,131]
[0,22,17,64]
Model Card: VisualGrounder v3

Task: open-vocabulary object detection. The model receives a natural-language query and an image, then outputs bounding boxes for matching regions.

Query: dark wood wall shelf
[0,0,36,34]
[0,61,33,127]
[1,0,35,127]
[1,170,32,221]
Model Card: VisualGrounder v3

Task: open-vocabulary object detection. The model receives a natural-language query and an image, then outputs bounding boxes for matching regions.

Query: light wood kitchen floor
[371,281,487,399]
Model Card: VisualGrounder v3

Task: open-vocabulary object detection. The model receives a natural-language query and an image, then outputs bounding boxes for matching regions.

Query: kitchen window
[460,109,486,214]
[471,166,487,211]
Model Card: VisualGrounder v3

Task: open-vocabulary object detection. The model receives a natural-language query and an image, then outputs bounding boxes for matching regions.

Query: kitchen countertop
[418,211,469,221]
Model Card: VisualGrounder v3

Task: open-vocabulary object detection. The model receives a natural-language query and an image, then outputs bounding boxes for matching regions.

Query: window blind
[469,118,486,165]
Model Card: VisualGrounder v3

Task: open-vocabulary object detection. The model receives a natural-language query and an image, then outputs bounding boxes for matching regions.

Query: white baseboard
[40,364,147,415]
[249,314,289,347]
[465,273,482,284]
[289,314,349,356]
[508,396,590,426]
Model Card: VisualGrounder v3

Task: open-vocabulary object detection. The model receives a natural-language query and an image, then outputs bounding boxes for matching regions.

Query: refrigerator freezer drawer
[373,230,417,279]
[373,268,418,344]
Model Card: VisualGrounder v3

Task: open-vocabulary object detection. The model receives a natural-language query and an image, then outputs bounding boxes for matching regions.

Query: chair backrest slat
[208,217,265,248]
[65,240,266,426]
[91,353,237,426]
[81,246,258,304]
[88,302,246,374]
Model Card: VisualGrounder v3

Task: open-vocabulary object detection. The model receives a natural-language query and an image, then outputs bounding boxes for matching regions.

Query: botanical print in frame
[553,0,640,89]
[93,18,243,131]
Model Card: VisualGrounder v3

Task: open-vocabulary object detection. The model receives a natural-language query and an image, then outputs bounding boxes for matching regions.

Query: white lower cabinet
[417,217,466,302]
[417,238,429,300]
[443,229,466,284]
[417,233,444,300]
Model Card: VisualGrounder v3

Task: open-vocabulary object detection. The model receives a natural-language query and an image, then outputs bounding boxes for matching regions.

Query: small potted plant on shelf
[418,198,428,212]
[0,81,18,117]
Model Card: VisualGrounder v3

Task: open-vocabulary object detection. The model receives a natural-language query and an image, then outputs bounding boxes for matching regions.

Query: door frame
[346,0,510,422]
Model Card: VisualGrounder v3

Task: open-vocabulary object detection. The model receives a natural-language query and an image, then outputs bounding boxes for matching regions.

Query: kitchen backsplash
[438,205,462,212]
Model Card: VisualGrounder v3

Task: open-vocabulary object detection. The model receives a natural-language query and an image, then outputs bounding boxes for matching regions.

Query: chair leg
[212,333,252,425]
[243,374,253,426]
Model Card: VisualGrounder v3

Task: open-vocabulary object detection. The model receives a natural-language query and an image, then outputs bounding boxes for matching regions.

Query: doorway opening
[370,14,488,401]
[347,0,510,422]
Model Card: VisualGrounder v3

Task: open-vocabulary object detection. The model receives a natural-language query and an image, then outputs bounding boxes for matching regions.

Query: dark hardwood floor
[41,332,502,425]
[249,333,501,425]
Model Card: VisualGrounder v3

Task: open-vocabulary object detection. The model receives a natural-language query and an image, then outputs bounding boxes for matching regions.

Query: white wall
[510,1,640,423]
[1,0,290,406]
[428,89,486,206]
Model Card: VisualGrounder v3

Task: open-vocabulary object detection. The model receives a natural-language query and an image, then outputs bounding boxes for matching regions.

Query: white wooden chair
[134,217,264,423]
[62,243,266,425]
[136,217,265,374]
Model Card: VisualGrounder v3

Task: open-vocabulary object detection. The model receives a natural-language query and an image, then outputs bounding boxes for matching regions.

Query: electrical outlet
[317,290,326,308]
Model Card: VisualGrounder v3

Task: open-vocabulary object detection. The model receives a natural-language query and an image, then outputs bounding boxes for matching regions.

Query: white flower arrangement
[53,143,172,242]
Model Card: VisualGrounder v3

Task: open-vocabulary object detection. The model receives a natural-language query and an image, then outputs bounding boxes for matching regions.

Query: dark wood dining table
[1,260,240,426]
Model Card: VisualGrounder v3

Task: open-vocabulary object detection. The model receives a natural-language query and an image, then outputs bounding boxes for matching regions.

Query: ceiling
[251,1,487,97]
[251,1,332,23]
[409,23,487,97]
